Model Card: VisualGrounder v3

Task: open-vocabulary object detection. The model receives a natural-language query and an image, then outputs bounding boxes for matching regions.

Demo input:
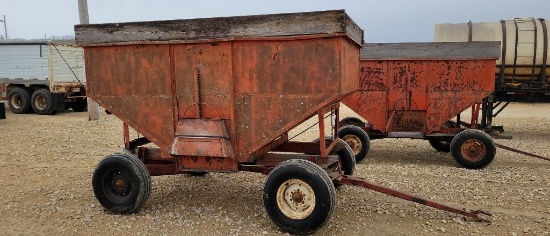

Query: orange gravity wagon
[338,42,502,169]
[75,10,492,234]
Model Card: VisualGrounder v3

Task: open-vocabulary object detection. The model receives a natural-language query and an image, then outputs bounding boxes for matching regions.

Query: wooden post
[78,0,99,120]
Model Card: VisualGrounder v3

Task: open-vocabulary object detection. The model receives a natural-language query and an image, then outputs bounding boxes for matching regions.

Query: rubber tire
[332,138,356,188]
[340,117,364,126]
[337,125,370,163]
[450,129,496,169]
[92,153,151,214]
[428,139,451,152]
[7,88,32,114]
[70,98,88,112]
[31,89,56,115]
[311,137,356,186]
[264,159,336,235]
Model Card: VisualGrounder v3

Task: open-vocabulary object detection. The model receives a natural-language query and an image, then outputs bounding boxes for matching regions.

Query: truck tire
[7,88,32,114]
[70,98,88,112]
[31,89,56,115]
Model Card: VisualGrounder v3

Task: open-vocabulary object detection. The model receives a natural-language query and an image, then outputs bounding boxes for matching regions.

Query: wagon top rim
[361,42,501,61]
[74,9,364,47]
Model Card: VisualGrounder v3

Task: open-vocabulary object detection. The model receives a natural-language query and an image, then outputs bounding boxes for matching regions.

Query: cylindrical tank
[435,18,548,82]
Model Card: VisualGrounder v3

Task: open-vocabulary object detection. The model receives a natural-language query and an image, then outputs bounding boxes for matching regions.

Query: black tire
[333,138,356,176]
[311,137,355,180]
[263,159,336,235]
[332,138,356,188]
[428,139,451,152]
[450,129,496,169]
[7,88,31,114]
[339,116,364,126]
[337,125,370,163]
[31,89,56,115]
[92,153,151,214]
[70,98,88,112]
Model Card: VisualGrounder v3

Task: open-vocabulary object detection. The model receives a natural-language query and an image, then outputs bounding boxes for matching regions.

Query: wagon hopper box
[75,10,490,234]
[340,42,502,169]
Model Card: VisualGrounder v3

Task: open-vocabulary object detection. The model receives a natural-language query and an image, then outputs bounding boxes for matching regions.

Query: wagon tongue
[328,172,492,223]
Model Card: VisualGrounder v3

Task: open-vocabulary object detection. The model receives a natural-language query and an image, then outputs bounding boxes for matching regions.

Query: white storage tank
[435,18,548,84]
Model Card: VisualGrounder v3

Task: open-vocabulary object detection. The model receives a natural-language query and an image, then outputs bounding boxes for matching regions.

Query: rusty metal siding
[232,37,351,161]
[174,42,233,120]
[84,36,360,161]
[85,44,175,150]
[343,46,496,134]
[78,10,363,163]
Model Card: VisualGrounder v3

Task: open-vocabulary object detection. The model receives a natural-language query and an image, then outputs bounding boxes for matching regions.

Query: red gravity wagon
[339,42,501,169]
[75,10,491,234]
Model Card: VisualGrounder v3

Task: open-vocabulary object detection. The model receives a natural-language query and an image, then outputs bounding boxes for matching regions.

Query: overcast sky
[0,0,548,42]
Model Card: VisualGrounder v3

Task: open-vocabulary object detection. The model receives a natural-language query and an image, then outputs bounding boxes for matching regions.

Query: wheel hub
[342,134,362,155]
[34,95,47,110]
[11,94,22,109]
[106,171,131,198]
[276,179,316,220]
[461,139,487,162]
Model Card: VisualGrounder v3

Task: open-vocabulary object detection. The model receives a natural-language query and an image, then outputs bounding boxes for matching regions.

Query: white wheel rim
[276,178,316,220]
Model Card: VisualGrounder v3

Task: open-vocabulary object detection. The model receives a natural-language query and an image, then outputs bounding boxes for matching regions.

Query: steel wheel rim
[34,94,47,110]
[342,134,362,155]
[10,94,22,109]
[276,178,316,220]
[460,139,487,162]
[103,169,132,203]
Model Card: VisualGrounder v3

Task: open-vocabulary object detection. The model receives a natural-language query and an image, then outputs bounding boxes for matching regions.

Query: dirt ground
[0,102,549,236]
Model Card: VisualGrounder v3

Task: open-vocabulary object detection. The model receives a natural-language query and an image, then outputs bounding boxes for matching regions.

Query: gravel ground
[0,102,549,235]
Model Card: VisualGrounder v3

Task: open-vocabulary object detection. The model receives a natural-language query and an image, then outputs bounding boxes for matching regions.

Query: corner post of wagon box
[78,0,99,120]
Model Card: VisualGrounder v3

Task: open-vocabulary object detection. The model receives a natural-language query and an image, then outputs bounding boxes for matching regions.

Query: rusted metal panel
[358,60,388,91]
[171,119,234,159]
[75,10,363,47]
[177,155,236,172]
[426,60,495,92]
[426,90,489,132]
[386,110,426,132]
[387,60,427,111]
[340,37,361,95]
[173,42,233,120]
[342,91,387,132]
[84,44,175,150]
[232,37,355,162]
[343,42,497,135]
[171,137,232,157]
[174,119,229,137]
[78,10,363,168]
